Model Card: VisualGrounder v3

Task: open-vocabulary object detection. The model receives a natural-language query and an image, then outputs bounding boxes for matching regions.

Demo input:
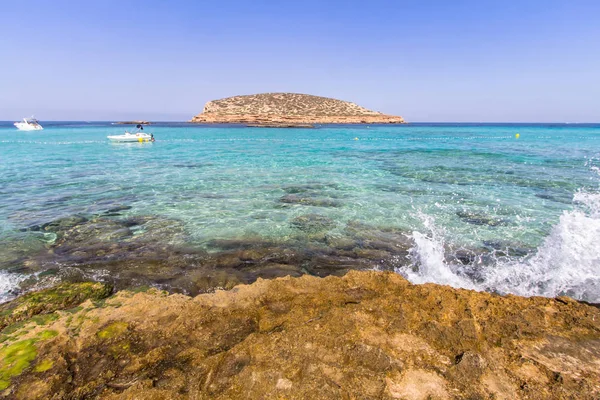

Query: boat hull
[14,122,43,131]
[107,133,153,143]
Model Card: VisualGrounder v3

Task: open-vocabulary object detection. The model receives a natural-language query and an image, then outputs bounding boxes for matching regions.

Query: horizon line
[1,120,599,124]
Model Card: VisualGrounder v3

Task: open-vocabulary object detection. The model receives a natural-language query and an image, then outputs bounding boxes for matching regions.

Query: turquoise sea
[1,122,599,302]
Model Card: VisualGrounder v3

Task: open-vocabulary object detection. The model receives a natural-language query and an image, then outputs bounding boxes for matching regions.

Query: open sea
[1,122,599,303]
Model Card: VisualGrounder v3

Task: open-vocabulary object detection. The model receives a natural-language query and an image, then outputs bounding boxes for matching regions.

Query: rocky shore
[246,123,315,128]
[4,203,536,303]
[6,207,420,299]
[1,271,599,399]
[113,121,150,125]
[191,93,405,125]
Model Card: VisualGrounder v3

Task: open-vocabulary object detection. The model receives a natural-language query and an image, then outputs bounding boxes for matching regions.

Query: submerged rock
[282,183,340,194]
[456,210,509,227]
[38,215,88,233]
[482,240,530,257]
[279,194,342,208]
[290,214,336,233]
[102,205,133,215]
[0,271,598,399]
[535,191,573,205]
[344,220,413,256]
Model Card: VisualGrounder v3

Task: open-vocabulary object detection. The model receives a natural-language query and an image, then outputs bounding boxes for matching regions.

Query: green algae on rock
[0,339,37,390]
[32,359,53,373]
[97,322,129,340]
[36,330,58,341]
[0,271,599,399]
[0,282,112,332]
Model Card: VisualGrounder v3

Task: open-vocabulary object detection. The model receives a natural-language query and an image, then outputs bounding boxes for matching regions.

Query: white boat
[14,117,43,131]
[107,125,155,142]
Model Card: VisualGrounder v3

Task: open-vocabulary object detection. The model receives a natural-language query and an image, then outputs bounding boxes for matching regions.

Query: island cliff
[1,271,599,399]
[190,93,405,125]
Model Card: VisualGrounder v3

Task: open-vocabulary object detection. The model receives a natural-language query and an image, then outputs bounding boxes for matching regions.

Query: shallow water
[1,122,599,302]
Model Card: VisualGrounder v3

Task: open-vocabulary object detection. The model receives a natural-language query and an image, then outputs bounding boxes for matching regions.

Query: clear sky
[1,0,599,122]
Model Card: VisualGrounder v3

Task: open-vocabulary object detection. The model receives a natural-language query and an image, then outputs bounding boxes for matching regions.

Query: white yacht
[14,117,43,131]
[107,124,155,143]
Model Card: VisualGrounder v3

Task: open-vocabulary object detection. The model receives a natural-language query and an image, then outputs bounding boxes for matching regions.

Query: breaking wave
[403,213,476,291]
[398,187,600,303]
[0,271,29,303]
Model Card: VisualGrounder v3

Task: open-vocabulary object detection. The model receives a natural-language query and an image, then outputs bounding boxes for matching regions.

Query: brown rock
[2,271,600,399]
[190,93,406,124]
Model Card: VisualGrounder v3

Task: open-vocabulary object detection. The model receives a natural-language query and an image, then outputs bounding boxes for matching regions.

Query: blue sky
[1,0,599,122]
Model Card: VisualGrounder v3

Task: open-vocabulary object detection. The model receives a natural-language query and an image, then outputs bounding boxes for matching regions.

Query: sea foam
[398,188,600,303]
[0,271,28,304]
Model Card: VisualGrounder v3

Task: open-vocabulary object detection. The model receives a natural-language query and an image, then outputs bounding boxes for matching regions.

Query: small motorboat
[14,117,43,131]
[107,124,155,143]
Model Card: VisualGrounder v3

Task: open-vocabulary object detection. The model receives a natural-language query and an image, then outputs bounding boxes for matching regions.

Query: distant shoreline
[1,121,599,125]
[113,120,151,125]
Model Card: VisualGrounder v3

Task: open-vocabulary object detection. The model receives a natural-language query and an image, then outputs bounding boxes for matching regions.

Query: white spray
[0,271,28,303]
[482,189,600,302]
[398,185,600,303]
[403,212,476,290]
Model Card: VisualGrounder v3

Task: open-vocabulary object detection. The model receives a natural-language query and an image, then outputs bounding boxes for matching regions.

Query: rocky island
[190,93,405,125]
[1,271,599,399]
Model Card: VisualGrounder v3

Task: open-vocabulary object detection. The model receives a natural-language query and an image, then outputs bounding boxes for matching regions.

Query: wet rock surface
[0,282,112,331]
[1,271,599,399]
[3,210,541,305]
[3,212,416,299]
